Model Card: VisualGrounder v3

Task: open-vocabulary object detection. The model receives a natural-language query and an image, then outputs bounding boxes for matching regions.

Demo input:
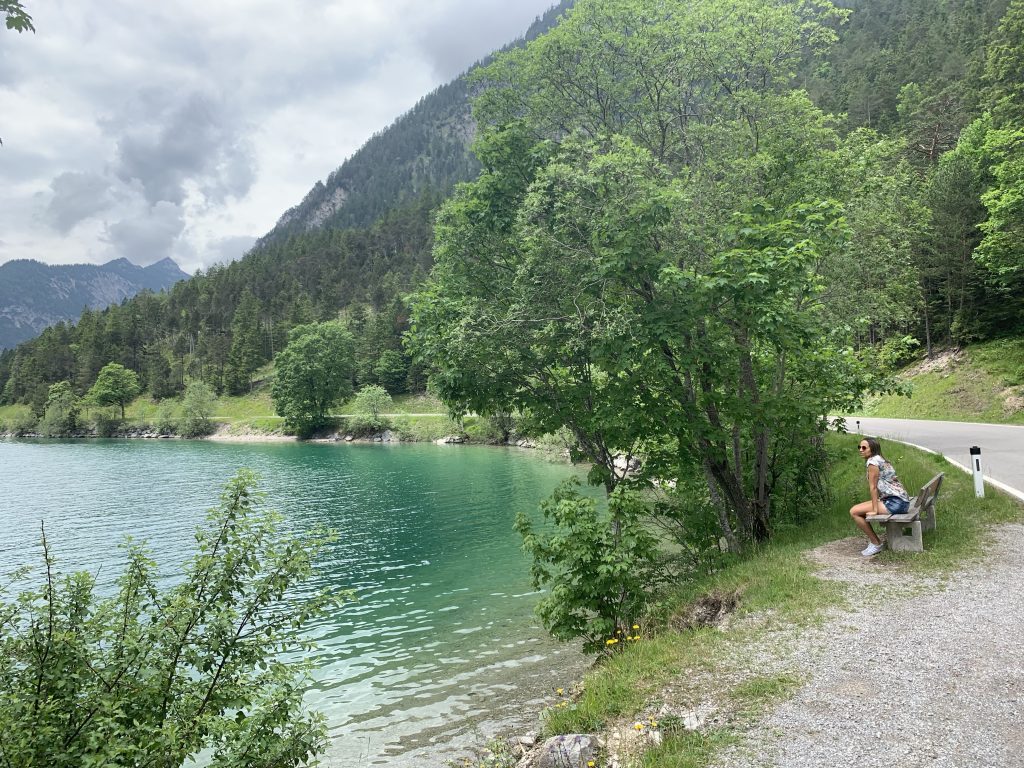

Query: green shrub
[347,385,394,435]
[0,470,339,766]
[92,412,120,437]
[36,382,80,437]
[180,380,217,438]
[515,480,667,654]
[6,410,38,436]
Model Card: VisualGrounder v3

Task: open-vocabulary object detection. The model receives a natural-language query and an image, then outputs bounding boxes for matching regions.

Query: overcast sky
[0,0,557,274]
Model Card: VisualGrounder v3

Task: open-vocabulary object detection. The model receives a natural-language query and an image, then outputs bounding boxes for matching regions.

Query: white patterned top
[866,455,910,501]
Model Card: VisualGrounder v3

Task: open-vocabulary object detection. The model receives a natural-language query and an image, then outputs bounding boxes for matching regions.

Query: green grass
[334,391,447,416]
[536,432,1024,767]
[636,729,738,768]
[116,387,449,437]
[0,403,33,432]
[0,403,31,422]
[860,338,1024,424]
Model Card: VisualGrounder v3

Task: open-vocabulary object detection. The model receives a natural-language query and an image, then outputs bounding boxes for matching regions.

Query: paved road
[842,416,1024,498]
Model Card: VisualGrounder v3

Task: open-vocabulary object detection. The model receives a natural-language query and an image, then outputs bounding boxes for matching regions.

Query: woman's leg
[849,501,882,545]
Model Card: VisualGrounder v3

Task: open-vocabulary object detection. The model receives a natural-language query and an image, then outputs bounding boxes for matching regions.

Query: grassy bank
[859,338,1024,424]
[2,387,540,446]
[524,432,1023,768]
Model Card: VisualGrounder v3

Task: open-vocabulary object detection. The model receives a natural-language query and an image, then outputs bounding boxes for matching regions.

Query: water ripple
[0,439,593,766]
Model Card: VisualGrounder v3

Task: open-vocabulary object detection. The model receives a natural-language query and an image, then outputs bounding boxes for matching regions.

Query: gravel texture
[715,525,1024,768]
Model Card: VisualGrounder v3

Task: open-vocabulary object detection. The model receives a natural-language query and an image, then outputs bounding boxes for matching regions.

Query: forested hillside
[258,1,574,241]
[2,0,1022,436]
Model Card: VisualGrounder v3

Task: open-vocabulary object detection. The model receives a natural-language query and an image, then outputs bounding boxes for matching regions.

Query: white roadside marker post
[970,446,985,498]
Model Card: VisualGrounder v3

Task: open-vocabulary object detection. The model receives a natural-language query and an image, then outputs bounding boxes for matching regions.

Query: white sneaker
[861,542,884,557]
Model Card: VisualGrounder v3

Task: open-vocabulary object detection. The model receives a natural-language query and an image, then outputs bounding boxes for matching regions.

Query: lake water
[0,438,593,766]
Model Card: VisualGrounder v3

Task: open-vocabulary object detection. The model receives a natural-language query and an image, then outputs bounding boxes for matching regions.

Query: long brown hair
[861,437,881,457]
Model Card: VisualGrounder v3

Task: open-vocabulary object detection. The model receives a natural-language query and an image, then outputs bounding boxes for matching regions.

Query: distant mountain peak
[0,257,188,350]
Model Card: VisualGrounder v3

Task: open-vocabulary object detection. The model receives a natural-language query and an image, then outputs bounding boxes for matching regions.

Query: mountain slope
[259,1,574,244]
[0,257,189,350]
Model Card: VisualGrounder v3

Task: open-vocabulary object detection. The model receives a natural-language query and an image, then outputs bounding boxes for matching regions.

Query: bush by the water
[0,470,339,766]
[515,480,669,654]
[347,384,394,435]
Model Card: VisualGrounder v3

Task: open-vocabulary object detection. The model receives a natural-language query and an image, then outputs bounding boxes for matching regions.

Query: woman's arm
[867,463,881,515]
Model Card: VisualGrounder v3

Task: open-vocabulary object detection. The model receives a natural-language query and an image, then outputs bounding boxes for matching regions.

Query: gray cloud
[104,201,185,264]
[1,0,562,270]
[211,235,257,265]
[45,171,113,233]
[413,2,556,80]
[112,90,256,207]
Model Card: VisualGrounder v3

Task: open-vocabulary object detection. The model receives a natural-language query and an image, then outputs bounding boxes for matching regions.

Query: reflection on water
[0,439,592,766]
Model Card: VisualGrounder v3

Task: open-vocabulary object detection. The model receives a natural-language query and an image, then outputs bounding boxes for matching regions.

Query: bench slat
[867,512,918,523]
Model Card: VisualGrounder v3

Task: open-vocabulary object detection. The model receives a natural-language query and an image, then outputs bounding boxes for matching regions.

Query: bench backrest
[911,472,944,514]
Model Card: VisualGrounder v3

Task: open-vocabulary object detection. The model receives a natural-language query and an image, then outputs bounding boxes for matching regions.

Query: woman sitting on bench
[850,437,911,557]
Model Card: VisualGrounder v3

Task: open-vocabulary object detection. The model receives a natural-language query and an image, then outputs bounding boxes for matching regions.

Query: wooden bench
[866,473,944,553]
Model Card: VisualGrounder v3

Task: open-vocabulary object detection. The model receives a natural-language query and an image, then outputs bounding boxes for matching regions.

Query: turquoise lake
[0,438,594,766]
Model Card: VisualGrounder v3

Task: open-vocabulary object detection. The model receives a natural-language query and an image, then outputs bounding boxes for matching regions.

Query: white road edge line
[881,437,1024,504]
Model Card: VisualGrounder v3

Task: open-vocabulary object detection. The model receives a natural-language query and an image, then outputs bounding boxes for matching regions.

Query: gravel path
[715,525,1024,768]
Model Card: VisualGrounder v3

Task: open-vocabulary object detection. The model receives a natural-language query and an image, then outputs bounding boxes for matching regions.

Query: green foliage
[271,321,355,436]
[86,362,141,420]
[155,401,178,436]
[515,481,666,654]
[0,470,339,766]
[225,289,266,395]
[180,380,218,438]
[2,406,36,436]
[1,0,33,33]
[91,411,120,438]
[348,385,393,434]
[413,39,871,544]
[877,335,922,372]
[824,130,928,341]
[373,349,409,394]
[37,381,79,437]
[976,124,1024,286]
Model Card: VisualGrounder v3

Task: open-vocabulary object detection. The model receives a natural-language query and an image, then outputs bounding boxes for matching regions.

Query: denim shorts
[882,496,910,515]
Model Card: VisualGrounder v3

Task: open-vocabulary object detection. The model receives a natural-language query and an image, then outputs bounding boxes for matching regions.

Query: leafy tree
[349,384,393,434]
[37,380,79,437]
[974,2,1024,304]
[823,130,928,345]
[180,379,218,438]
[0,470,337,767]
[86,362,140,419]
[920,122,991,347]
[1,0,33,32]
[351,384,392,422]
[412,0,868,547]
[146,346,178,400]
[271,321,355,435]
